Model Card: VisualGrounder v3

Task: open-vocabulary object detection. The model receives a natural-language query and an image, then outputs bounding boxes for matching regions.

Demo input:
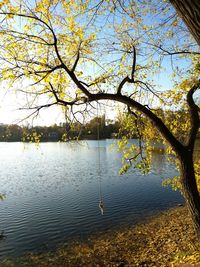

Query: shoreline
[2,205,200,267]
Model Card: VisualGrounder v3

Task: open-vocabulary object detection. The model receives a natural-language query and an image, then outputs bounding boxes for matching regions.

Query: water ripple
[0,141,184,258]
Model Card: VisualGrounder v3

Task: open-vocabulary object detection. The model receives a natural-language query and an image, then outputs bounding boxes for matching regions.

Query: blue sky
[0,0,198,126]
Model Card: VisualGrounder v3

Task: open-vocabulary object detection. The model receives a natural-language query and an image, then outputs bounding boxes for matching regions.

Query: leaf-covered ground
[1,206,200,267]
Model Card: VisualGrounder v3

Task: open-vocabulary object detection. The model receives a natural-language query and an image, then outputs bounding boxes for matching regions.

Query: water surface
[0,140,183,258]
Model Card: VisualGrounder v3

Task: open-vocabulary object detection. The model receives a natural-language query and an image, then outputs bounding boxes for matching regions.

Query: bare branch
[145,42,200,55]
[117,76,131,95]
[127,106,144,160]
[126,152,141,165]
[133,79,161,100]
[19,102,57,111]
[17,102,57,124]
[0,11,66,70]
[71,51,80,72]
[49,82,78,106]
[0,29,54,46]
[131,46,136,80]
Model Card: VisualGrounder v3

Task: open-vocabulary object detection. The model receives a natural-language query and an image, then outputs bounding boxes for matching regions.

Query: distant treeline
[1,110,200,142]
[0,115,121,142]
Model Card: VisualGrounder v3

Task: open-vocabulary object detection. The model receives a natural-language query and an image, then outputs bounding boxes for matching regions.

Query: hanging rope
[97,101,104,215]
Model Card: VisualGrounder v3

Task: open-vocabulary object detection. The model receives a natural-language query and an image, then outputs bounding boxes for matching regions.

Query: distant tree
[0,124,23,141]
[83,115,107,139]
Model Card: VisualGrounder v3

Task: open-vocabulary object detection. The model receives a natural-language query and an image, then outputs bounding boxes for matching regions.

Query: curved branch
[145,42,200,56]
[117,46,136,95]
[87,93,184,154]
[0,12,92,97]
[0,29,54,46]
[71,50,80,72]
[49,82,78,106]
[187,80,200,150]
[117,76,131,94]
[0,12,54,35]
[17,102,57,123]
[0,12,68,74]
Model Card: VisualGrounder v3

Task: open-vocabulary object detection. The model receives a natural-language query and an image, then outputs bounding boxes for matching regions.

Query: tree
[169,0,200,46]
[0,0,200,233]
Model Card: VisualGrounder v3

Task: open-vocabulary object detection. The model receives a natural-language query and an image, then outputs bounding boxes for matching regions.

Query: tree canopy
[0,0,199,110]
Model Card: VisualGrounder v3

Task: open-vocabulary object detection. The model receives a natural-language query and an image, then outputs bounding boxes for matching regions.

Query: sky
[0,0,197,126]
[0,90,66,126]
[0,59,187,126]
[0,88,119,126]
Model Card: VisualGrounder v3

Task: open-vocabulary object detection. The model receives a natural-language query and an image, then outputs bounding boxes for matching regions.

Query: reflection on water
[0,140,184,258]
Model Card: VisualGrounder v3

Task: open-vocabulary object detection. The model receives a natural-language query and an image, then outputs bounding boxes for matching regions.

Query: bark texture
[179,150,200,235]
[170,0,200,46]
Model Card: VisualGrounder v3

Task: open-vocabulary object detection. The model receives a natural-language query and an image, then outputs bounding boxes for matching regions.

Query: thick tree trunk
[179,149,200,235]
[170,0,200,46]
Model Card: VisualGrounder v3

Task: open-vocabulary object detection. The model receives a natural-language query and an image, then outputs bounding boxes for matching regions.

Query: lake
[0,140,184,259]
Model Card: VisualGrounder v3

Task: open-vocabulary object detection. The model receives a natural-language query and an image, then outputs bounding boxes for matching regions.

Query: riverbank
[1,206,200,267]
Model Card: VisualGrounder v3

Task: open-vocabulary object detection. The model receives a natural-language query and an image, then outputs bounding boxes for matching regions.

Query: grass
[1,206,200,267]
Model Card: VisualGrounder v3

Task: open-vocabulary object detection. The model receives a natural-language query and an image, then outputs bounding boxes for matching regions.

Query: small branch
[0,12,54,36]
[14,58,59,69]
[117,76,131,95]
[160,47,200,56]
[29,72,51,86]
[19,102,57,111]
[49,82,78,106]
[145,42,200,55]
[0,11,67,73]
[133,79,161,99]
[127,106,144,159]
[0,29,54,46]
[18,89,50,95]
[126,152,140,165]
[79,80,90,87]
[131,46,136,80]
[71,46,80,72]
[17,102,57,124]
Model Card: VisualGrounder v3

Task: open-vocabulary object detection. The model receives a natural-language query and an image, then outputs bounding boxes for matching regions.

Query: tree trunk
[180,149,200,235]
[170,0,200,46]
